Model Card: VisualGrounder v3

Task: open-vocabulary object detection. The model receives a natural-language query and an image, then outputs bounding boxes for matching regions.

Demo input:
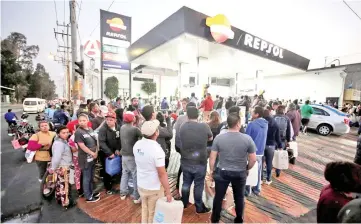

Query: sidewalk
[1,103,23,113]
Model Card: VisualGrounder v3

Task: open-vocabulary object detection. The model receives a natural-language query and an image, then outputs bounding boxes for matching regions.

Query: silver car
[302,104,350,136]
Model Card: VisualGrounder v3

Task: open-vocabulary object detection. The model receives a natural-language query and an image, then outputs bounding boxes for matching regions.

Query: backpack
[274,116,288,139]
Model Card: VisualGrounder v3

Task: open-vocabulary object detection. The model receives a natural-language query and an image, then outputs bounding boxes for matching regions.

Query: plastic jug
[153,197,184,223]
[273,150,289,170]
[289,142,298,158]
[246,160,258,186]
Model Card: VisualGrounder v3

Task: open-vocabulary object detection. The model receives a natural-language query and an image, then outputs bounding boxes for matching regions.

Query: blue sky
[1,0,361,96]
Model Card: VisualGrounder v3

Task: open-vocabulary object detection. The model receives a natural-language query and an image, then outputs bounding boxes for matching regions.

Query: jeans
[275,141,286,176]
[36,161,48,180]
[82,162,95,200]
[120,156,139,199]
[245,156,263,195]
[181,164,207,212]
[263,146,275,181]
[212,169,247,223]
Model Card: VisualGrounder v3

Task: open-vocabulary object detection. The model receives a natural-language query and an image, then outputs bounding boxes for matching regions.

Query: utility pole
[70,0,79,102]
[54,23,71,100]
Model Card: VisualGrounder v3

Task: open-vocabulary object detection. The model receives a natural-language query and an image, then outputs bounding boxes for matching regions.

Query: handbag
[25,149,36,163]
[105,155,122,176]
[273,150,289,170]
[288,141,298,158]
[246,160,258,186]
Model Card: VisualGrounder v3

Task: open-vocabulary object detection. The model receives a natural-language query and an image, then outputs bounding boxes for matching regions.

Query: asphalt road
[1,111,99,223]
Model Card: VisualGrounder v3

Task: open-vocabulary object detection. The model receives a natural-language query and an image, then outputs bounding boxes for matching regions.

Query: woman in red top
[317,161,361,223]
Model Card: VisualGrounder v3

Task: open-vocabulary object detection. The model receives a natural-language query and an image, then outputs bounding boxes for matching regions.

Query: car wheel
[317,124,332,136]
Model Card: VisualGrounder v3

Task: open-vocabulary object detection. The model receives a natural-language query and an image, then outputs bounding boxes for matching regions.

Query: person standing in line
[199,93,214,122]
[209,113,257,223]
[133,119,172,223]
[217,106,246,134]
[286,103,301,141]
[155,112,173,168]
[74,114,100,203]
[213,95,220,110]
[128,97,144,128]
[98,111,121,195]
[190,92,199,106]
[245,106,268,196]
[91,105,108,130]
[215,97,224,117]
[225,97,234,116]
[119,111,142,203]
[87,102,100,121]
[262,109,283,185]
[179,106,213,213]
[173,100,193,198]
[274,105,292,177]
[27,121,56,182]
[300,100,313,134]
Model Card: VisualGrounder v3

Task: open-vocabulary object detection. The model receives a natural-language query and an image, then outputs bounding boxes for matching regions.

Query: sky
[1,0,361,96]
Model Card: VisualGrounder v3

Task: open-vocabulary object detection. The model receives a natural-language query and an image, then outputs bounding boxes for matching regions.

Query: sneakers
[196,207,211,214]
[106,190,115,195]
[120,194,127,200]
[86,196,100,203]
[265,180,272,185]
[92,192,100,198]
[133,198,141,204]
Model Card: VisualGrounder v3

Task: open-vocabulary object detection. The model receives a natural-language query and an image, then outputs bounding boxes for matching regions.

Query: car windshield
[24,101,37,105]
[323,105,347,116]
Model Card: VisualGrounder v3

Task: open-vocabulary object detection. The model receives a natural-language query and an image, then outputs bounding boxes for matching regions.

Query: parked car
[301,104,350,136]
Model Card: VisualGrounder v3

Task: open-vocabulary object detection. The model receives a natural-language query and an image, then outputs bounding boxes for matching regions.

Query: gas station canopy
[129,6,310,78]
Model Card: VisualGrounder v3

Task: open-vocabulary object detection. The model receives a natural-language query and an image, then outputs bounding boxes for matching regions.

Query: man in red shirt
[199,93,214,122]
[67,117,92,133]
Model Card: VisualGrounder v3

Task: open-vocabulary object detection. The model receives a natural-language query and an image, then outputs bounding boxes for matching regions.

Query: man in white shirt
[133,120,172,223]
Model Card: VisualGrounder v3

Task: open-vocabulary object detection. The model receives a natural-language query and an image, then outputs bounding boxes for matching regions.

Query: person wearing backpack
[274,105,291,177]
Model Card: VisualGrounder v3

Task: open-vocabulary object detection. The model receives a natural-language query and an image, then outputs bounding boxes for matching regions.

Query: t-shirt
[74,127,97,169]
[133,138,165,190]
[212,132,256,171]
[179,121,213,166]
[120,124,142,156]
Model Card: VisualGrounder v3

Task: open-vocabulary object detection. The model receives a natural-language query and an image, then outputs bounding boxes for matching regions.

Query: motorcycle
[10,113,35,150]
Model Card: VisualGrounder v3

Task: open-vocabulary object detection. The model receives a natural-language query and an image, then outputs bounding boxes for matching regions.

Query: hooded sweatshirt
[246,118,268,156]
[264,116,283,149]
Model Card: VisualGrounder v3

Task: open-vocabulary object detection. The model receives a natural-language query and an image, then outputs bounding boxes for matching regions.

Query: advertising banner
[100,10,131,71]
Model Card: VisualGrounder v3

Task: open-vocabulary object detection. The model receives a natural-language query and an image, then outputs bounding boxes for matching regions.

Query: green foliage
[141,81,156,98]
[1,32,55,102]
[104,76,119,100]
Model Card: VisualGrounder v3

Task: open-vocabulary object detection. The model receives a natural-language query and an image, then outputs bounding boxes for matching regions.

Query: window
[24,101,37,106]
[312,107,329,116]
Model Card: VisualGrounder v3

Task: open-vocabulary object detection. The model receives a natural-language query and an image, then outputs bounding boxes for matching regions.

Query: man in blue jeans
[245,106,268,196]
[179,106,213,213]
[209,113,257,223]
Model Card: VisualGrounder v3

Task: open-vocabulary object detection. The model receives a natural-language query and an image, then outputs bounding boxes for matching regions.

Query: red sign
[84,40,101,57]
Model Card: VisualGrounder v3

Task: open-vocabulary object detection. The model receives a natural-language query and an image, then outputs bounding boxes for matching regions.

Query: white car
[302,104,350,136]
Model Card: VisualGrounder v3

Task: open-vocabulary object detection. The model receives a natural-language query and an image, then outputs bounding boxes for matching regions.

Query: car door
[310,107,329,128]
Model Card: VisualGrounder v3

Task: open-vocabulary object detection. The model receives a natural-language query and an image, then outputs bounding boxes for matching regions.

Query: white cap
[141,120,160,136]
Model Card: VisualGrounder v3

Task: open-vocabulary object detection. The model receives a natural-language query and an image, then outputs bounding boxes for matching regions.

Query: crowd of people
[15,91,361,223]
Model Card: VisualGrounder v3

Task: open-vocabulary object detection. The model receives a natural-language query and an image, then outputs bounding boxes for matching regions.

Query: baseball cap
[105,111,116,119]
[141,120,160,136]
[123,111,135,123]
[100,105,108,114]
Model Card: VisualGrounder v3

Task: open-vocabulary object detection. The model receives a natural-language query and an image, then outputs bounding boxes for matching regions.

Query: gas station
[127,6,310,99]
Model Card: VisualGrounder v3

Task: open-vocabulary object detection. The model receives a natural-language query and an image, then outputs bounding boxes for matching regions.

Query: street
[1,111,98,223]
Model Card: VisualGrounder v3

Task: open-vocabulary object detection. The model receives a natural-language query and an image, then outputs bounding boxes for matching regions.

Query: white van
[23,98,46,113]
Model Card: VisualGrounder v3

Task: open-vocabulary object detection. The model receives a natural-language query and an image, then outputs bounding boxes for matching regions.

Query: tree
[1,32,39,70]
[141,81,157,99]
[104,76,119,100]
[27,63,56,99]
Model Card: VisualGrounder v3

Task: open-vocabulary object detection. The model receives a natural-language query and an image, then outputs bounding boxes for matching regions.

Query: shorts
[301,118,310,126]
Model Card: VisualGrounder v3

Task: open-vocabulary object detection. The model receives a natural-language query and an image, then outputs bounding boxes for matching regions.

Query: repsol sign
[243,33,284,58]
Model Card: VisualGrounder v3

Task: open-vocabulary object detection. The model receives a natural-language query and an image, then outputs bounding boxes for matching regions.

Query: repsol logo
[106,31,127,40]
[243,33,284,58]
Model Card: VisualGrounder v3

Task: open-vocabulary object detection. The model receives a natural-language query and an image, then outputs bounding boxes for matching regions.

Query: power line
[343,0,361,21]
[89,0,115,37]
[53,0,59,28]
